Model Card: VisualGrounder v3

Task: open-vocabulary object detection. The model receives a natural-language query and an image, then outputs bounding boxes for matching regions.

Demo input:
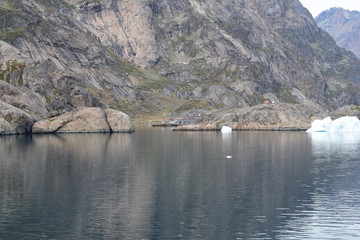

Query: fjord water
[1,128,360,240]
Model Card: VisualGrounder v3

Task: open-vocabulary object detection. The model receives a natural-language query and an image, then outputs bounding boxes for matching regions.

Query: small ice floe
[221,126,232,133]
[307,116,360,133]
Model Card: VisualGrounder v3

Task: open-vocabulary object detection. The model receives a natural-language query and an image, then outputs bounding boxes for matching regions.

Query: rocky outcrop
[0,81,47,118]
[316,8,360,58]
[105,109,135,133]
[175,103,327,131]
[330,105,360,119]
[32,108,134,134]
[0,100,36,134]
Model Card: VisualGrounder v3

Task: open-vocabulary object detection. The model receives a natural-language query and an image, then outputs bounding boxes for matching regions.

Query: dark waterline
[0,128,360,239]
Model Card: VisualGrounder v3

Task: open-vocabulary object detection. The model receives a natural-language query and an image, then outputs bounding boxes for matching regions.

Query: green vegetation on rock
[276,87,299,104]
[0,60,26,86]
[0,0,16,10]
[172,34,202,58]
[0,28,25,43]
[175,99,222,113]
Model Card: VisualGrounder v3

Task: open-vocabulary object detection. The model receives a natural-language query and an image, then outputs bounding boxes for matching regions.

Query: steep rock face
[0,100,36,134]
[32,107,134,133]
[0,80,47,118]
[0,2,138,117]
[316,8,360,58]
[1,0,360,123]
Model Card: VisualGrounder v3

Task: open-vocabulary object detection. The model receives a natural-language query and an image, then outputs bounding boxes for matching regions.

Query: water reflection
[0,130,360,239]
[310,132,360,160]
[276,133,360,239]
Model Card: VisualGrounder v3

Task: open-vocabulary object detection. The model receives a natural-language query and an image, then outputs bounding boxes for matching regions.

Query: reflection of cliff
[0,133,134,239]
[3,130,358,239]
[144,131,316,239]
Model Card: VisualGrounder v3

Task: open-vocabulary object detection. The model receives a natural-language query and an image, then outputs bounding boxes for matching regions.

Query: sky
[299,0,360,17]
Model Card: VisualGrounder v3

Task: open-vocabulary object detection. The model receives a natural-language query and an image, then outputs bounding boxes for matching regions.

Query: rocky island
[1,0,360,133]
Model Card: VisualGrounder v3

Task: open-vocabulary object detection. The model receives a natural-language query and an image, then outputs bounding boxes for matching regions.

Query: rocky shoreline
[174,103,336,132]
[174,127,309,131]
[1,103,360,135]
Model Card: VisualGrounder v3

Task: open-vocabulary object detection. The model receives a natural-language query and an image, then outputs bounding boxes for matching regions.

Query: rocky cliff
[1,0,360,126]
[316,8,360,59]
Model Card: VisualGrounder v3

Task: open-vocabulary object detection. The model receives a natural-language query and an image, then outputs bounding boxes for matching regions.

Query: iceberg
[306,117,332,132]
[329,116,360,132]
[221,126,232,133]
[307,116,360,133]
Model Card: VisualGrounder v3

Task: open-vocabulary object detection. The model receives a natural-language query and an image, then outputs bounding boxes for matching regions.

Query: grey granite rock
[105,109,135,133]
[32,108,134,134]
[0,100,36,134]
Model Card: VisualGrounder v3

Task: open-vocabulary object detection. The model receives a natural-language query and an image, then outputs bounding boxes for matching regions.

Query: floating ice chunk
[307,116,360,133]
[329,116,360,132]
[221,126,232,133]
[306,117,332,132]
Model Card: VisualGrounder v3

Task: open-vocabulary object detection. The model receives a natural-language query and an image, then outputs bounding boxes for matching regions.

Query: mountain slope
[316,7,360,59]
[1,0,360,121]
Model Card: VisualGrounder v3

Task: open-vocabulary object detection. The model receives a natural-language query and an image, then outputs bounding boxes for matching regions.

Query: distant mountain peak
[316,7,360,23]
[316,7,360,58]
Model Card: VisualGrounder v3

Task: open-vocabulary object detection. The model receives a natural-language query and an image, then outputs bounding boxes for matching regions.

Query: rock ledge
[175,103,327,131]
[32,108,134,134]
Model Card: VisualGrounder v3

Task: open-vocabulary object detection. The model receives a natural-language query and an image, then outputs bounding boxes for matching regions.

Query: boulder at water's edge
[0,100,36,135]
[32,108,134,134]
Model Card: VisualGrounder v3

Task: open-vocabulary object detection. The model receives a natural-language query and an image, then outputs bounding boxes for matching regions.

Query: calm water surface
[0,127,360,239]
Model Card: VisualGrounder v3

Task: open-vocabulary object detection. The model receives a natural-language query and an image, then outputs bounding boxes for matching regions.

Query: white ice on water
[306,117,332,132]
[307,116,360,133]
[221,126,232,133]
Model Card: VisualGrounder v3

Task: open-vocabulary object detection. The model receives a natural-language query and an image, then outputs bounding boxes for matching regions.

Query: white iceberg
[307,116,360,133]
[221,126,232,133]
[306,117,332,132]
[329,116,360,132]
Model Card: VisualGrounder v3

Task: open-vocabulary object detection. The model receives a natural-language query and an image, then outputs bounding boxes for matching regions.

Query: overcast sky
[300,0,360,17]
